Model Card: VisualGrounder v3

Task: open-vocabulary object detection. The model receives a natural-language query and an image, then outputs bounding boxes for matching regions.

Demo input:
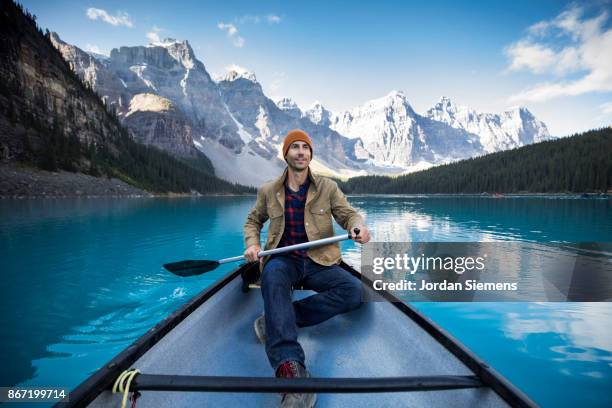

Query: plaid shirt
[278,177,311,258]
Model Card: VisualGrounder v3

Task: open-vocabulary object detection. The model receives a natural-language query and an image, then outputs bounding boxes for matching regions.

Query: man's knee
[339,278,363,312]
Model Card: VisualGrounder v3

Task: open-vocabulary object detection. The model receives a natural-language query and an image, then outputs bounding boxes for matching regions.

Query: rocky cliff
[0,0,246,194]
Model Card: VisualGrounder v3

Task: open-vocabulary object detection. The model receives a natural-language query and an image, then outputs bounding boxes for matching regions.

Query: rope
[112,369,141,408]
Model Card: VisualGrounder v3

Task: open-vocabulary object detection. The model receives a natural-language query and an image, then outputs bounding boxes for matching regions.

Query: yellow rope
[112,369,141,408]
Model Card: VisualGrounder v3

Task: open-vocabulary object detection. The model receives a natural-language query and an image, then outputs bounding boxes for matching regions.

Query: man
[243,129,371,408]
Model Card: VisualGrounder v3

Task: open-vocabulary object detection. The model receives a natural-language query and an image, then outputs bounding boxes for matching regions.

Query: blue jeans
[260,255,363,370]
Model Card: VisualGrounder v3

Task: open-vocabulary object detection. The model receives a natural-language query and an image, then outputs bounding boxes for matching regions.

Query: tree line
[2,0,252,194]
[337,128,612,194]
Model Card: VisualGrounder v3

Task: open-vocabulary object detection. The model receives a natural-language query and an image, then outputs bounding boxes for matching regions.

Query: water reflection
[349,195,612,243]
[504,303,612,360]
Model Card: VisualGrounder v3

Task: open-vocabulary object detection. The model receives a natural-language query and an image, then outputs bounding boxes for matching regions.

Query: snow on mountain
[327,90,482,168]
[276,97,299,110]
[221,65,258,83]
[304,101,333,127]
[326,91,553,170]
[331,90,416,143]
[276,97,302,119]
[426,96,552,152]
[194,136,285,186]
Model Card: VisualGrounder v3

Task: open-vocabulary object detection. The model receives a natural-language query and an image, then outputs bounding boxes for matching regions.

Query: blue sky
[21,0,612,136]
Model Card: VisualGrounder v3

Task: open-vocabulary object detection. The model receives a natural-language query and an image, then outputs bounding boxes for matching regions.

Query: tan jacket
[244,167,364,269]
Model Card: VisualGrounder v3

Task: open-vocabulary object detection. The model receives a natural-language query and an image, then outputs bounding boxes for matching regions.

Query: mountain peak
[517,106,531,114]
[221,65,257,83]
[431,95,460,114]
[505,105,534,117]
[134,38,198,69]
[276,97,299,110]
[309,100,324,108]
[386,90,406,100]
[383,90,412,108]
[49,31,64,44]
[304,100,332,126]
[361,90,413,112]
[438,95,454,105]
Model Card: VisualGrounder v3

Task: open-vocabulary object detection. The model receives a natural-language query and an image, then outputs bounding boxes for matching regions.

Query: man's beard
[287,157,309,171]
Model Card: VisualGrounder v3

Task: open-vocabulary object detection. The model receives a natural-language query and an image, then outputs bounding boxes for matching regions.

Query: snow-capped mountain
[50,33,236,160]
[328,91,483,169]
[51,34,370,184]
[426,96,551,153]
[51,34,279,184]
[50,32,553,185]
[108,38,244,150]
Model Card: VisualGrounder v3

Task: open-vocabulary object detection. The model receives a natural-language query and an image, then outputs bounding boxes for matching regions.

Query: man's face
[285,141,312,171]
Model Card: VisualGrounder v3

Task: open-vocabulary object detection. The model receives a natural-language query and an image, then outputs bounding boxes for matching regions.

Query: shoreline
[346,192,610,198]
[0,164,254,198]
[1,164,608,199]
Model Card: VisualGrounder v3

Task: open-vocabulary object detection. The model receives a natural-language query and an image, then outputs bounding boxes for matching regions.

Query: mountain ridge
[48,32,553,186]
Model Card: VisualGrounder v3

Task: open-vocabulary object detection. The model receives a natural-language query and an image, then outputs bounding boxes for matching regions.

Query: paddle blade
[163,260,220,276]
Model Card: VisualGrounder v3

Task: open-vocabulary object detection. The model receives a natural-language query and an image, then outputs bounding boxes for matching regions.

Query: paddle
[164,228,360,277]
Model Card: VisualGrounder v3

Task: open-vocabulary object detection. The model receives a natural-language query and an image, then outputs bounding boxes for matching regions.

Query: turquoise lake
[1,196,611,407]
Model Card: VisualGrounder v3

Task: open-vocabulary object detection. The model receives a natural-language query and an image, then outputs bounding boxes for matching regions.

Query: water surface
[1,195,610,407]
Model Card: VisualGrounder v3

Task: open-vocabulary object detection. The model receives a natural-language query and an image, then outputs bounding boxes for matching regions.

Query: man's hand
[352,225,371,244]
[244,244,261,263]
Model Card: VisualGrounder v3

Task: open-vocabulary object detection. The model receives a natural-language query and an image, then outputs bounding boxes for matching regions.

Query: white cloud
[86,8,133,27]
[600,102,612,115]
[505,41,559,74]
[146,25,162,43]
[505,5,612,103]
[218,22,238,36]
[146,31,160,43]
[217,22,245,48]
[85,44,108,56]
[526,6,584,39]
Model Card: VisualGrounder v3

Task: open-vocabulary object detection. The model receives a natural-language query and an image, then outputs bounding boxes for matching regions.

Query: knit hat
[282,129,314,158]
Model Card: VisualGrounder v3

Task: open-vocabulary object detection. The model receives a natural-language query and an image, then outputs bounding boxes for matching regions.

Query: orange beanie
[282,129,314,158]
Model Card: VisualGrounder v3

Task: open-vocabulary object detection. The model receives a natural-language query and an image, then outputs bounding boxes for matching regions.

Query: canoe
[56,261,536,407]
